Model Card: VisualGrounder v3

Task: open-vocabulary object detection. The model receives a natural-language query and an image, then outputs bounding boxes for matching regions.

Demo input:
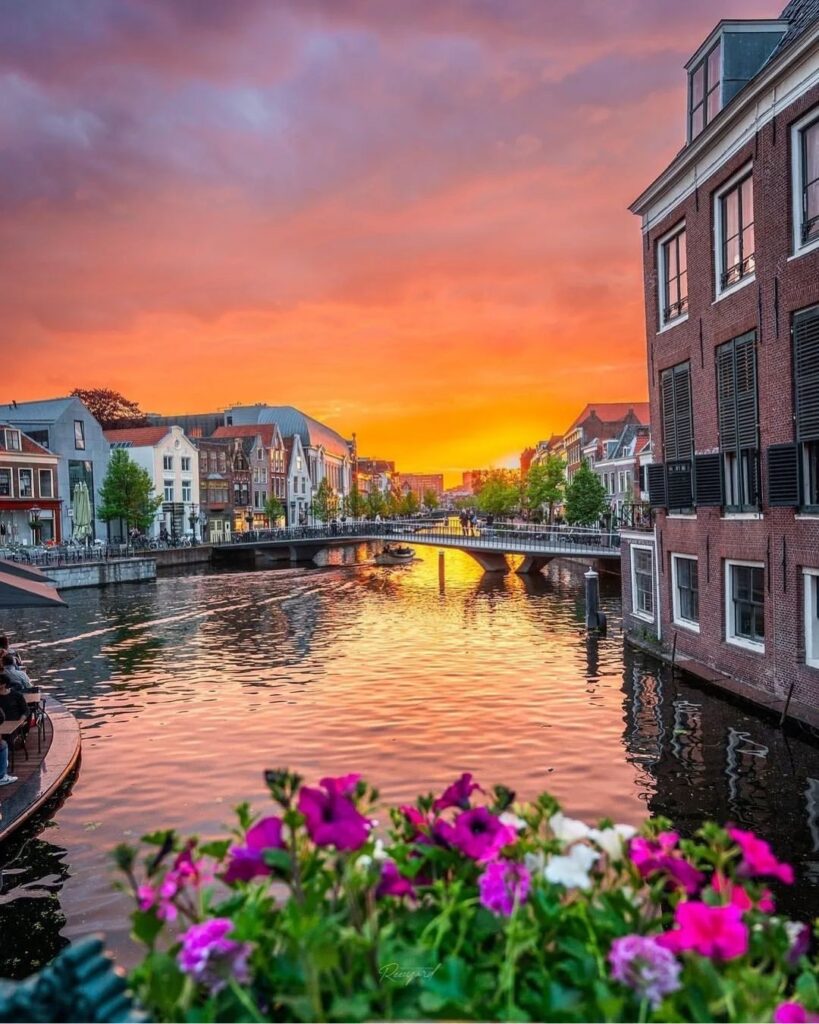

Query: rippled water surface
[2,549,819,974]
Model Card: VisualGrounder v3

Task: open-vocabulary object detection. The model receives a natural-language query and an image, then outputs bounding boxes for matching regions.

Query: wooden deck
[0,698,81,843]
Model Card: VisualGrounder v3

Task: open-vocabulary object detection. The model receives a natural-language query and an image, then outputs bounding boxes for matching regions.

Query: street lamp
[29,505,41,546]
[188,504,198,544]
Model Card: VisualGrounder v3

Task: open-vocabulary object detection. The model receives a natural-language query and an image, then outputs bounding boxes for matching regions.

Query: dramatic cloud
[0,0,777,479]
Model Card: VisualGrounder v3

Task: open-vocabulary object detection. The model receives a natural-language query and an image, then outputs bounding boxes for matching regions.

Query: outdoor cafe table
[0,716,25,772]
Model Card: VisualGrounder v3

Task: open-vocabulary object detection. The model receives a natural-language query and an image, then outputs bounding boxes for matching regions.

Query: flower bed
[115,770,819,1022]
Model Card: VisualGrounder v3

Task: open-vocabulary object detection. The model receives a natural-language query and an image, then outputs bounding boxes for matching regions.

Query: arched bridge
[213,520,621,573]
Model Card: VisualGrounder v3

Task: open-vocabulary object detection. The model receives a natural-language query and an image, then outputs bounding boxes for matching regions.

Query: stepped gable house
[623,0,819,721]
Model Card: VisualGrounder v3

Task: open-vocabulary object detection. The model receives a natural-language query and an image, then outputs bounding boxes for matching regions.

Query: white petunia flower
[544,843,600,890]
[549,811,591,844]
[372,838,387,862]
[588,824,637,861]
[355,838,387,872]
[499,812,528,832]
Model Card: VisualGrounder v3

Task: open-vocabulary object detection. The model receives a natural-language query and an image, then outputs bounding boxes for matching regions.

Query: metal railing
[227,518,621,554]
[0,543,139,566]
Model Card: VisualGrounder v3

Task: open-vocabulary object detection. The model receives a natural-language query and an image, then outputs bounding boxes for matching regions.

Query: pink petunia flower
[609,934,681,1009]
[773,1003,819,1023]
[449,807,517,862]
[376,860,416,899]
[298,779,371,851]
[478,859,531,916]
[711,871,774,913]
[223,816,286,884]
[432,772,483,812]
[728,827,795,884]
[630,832,704,895]
[658,901,749,960]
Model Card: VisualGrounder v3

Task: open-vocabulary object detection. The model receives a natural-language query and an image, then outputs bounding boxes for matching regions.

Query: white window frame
[671,554,700,633]
[630,543,655,623]
[17,467,33,498]
[725,559,765,653]
[713,161,755,302]
[0,467,13,497]
[656,221,688,332]
[163,454,173,471]
[4,429,21,451]
[181,480,192,503]
[181,456,191,472]
[73,420,86,450]
[804,569,819,669]
[791,106,819,259]
[163,479,174,502]
[37,468,53,499]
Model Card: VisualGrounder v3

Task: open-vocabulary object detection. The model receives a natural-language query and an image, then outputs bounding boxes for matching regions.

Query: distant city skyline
[1,0,777,482]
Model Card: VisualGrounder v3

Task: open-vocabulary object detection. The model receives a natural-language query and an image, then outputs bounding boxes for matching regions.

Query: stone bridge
[213,520,620,574]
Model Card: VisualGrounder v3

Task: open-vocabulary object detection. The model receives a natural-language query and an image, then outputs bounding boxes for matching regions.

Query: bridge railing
[229,519,621,552]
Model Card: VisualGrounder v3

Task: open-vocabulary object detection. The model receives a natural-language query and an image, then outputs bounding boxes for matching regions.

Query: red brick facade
[623,44,819,714]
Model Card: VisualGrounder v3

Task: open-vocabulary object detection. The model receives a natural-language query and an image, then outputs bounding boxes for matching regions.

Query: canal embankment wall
[48,558,156,589]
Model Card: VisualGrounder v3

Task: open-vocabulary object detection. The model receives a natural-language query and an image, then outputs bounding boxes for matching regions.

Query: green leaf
[130,908,164,947]
[199,839,231,860]
[262,848,293,872]
[329,994,372,1021]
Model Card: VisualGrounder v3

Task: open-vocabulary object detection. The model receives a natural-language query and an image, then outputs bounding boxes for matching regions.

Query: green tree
[311,478,338,523]
[345,484,366,519]
[563,461,609,526]
[476,469,520,518]
[364,489,386,519]
[71,388,149,430]
[526,455,566,523]
[422,488,439,511]
[97,450,162,533]
[400,491,421,516]
[453,496,477,511]
[264,495,284,526]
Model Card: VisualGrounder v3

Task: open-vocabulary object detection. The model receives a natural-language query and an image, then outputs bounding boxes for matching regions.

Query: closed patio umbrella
[72,482,92,542]
[0,571,65,608]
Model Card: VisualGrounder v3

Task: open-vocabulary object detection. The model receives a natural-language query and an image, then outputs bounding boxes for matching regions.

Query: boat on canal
[374,544,415,565]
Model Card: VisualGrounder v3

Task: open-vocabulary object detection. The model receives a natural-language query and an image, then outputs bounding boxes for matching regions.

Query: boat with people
[374,544,415,565]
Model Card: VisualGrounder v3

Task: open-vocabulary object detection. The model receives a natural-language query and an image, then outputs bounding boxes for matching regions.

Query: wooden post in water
[438,551,445,591]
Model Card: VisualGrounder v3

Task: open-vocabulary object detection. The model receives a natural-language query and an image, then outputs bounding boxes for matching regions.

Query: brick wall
[627,80,819,710]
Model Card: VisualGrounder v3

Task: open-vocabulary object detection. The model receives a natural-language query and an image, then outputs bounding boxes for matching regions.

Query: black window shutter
[661,369,677,461]
[694,453,723,505]
[767,444,800,506]
[794,306,819,442]
[717,344,737,449]
[647,463,667,508]
[667,460,693,509]
[674,366,694,459]
[735,334,758,449]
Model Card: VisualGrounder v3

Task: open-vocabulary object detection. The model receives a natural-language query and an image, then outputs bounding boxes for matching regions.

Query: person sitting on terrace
[1,654,33,692]
[0,710,17,786]
[0,635,22,668]
[0,677,26,722]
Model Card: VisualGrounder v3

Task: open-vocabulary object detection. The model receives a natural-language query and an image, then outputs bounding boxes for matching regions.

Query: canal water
[2,548,819,977]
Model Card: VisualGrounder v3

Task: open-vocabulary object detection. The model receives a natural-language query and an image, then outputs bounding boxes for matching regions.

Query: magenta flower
[223,816,286,884]
[786,921,812,964]
[630,832,704,895]
[138,844,210,921]
[178,917,252,994]
[774,1003,819,1023]
[298,778,371,851]
[450,807,517,862]
[711,871,774,913]
[608,935,681,1009]
[376,860,416,899]
[433,772,483,812]
[658,901,748,960]
[478,859,531,916]
[728,827,795,884]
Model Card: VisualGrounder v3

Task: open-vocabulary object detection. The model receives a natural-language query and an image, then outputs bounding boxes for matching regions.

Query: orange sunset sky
[0,0,778,484]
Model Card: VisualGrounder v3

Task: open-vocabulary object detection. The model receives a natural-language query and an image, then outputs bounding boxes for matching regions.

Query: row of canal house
[0,397,353,545]
[622,0,819,723]
[525,403,652,523]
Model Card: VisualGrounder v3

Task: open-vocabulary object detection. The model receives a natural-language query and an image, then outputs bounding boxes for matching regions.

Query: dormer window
[3,428,21,451]
[689,40,721,140]
[657,223,688,329]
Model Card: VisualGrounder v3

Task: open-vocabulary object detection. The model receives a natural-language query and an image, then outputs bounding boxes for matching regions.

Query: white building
[104,425,200,539]
[284,434,312,525]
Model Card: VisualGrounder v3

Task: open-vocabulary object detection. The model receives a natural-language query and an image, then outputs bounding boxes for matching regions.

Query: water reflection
[0,550,817,975]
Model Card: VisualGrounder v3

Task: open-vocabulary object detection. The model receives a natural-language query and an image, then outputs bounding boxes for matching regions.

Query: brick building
[561,403,650,481]
[622,0,819,721]
[395,473,444,502]
[0,423,61,545]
